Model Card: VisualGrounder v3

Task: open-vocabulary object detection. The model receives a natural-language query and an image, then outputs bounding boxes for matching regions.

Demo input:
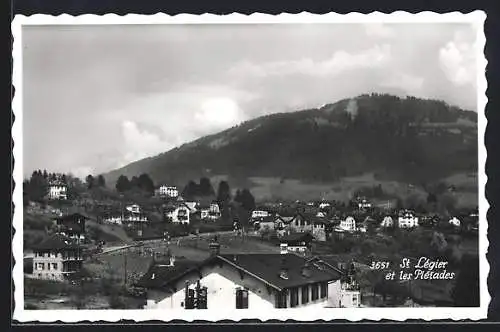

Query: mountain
[103,93,478,196]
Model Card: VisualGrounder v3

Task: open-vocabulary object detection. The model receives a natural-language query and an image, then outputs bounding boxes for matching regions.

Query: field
[216,172,478,209]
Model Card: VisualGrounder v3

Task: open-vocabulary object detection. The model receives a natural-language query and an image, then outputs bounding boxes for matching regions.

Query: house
[251,210,270,220]
[279,233,314,254]
[289,214,313,233]
[31,233,83,281]
[54,213,88,241]
[126,204,141,214]
[339,216,356,232]
[398,210,419,228]
[124,212,149,224]
[380,216,394,228]
[48,181,67,200]
[199,205,210,220]
[312,219,327,242]
[158,185,179,198]
[356,197,372,209]
[254,216,276,232]
[306,256,361,308]
[164,201,191,224]
[136,249,344,310]
[316,211,327,218]
[208,202,221,221]
[102,213,123,225]
[318,202,331,210]
[449,217,461,227]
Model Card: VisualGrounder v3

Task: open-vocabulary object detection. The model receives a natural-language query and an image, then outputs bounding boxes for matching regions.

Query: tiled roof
[137,253,342,291]
[33,233,80,250]
[280,232,314,245]
[135,259,199,289]
[218,253,341,289]
[56,212,90,222]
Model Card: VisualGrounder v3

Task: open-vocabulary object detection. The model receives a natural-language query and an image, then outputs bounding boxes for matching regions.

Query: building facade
[48,183,67,200]
[32,234,83,281]
[340,216,356,232]
[398,210,419,228]
[159,185,179,198]
[138,253,343,310]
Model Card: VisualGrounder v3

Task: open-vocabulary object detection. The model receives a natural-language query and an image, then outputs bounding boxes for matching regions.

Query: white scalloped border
[11,11,489,323]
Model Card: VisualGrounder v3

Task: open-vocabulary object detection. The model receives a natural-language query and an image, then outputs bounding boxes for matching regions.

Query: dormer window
[279,270,289,280]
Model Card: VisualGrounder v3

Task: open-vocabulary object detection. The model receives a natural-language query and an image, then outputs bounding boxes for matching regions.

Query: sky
[22,23,479,179]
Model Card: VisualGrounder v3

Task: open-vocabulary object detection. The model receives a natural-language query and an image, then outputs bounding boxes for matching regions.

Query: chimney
[279,257,289,280]
[301,263,313,278]
[209,239,221,257]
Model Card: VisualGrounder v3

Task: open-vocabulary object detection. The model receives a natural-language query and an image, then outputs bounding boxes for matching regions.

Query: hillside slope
[104,93,478,191]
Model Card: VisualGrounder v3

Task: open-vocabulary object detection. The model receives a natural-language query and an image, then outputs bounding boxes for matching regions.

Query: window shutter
[242,289,248,309]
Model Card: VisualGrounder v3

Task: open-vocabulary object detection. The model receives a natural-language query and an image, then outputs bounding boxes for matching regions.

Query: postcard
[12,11,488,322]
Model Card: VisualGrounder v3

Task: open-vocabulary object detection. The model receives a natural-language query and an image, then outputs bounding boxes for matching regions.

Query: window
[50,252,56,258]
[236,288,249,309]
[185,288,195,309]
[276,291,287,308]
[320,282,328,298]
[290,288,299,307]
[37,263,44,270]
[301,285,309,304]
[197,287,208,309]
[51,263,58,271]
[311,284,319,301]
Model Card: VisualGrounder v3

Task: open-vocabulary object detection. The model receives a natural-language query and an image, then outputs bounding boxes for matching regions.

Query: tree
[42,170,48,179]
[234,189,242,204]
[240,189,256,212]
[138,173,155,194]
[217,181,232,223]
[115,175,131,193]
[85,175,95,189]
[216,181,231,205]
[182,180,199,200]
[25,170,49,202]
[199,177,215,196]
[97,175,106,187]
[130,176,139,189]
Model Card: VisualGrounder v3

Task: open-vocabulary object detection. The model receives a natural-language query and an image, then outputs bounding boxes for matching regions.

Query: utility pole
[123,250,128,287]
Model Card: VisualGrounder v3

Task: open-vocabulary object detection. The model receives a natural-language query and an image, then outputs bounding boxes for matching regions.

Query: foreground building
[137,250,344,310]
[31,233,83,281]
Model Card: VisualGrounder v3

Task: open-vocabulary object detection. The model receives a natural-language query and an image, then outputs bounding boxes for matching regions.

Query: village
[22,171,479,310]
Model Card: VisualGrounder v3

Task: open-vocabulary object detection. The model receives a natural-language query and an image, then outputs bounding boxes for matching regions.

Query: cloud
[228,44,392,78]
[381,73,425,95]
[439,31,476,86]
[120,120,169,166]
[195,97,247,131]
[364,23,396,38]
[70,166,94,180]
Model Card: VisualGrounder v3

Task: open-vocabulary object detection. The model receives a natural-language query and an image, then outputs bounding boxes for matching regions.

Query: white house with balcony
[164,202,191,224]
[159,185,179,198]
[339,216,356,232]
[398,210,419,228]
[48,182,67,200]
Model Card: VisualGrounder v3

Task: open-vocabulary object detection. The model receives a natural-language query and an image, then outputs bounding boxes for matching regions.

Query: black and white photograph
[12,12,488,322]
